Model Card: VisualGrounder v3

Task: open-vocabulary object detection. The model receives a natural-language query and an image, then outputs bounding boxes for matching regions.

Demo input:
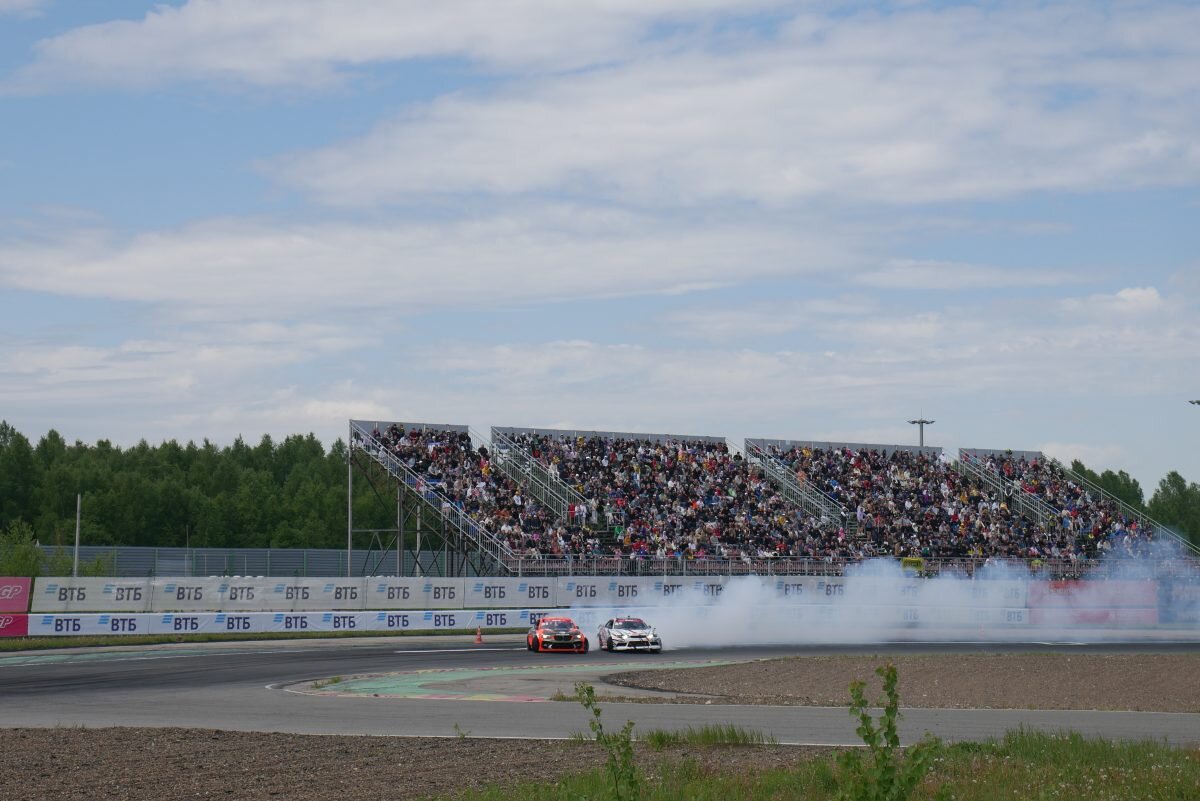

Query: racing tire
[581,637,589,654]
[605,636,613,652]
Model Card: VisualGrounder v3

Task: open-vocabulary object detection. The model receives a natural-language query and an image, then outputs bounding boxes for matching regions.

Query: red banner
[1027,580,1158,609]
[1029,608,1158,627]
[0,613,28,638]
[0,577,31,613]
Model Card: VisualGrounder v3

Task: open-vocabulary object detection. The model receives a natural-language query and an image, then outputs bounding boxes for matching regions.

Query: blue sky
[1,0,1198,496]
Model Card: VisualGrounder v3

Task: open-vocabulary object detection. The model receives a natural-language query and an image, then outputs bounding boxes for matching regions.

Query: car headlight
[612,631,628,639]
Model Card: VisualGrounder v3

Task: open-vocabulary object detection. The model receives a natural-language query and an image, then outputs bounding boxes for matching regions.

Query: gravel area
[2,652,1196,800]
[607,653,1200,712]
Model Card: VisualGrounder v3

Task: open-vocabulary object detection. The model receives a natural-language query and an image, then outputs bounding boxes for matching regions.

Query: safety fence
[2,573,1197,638]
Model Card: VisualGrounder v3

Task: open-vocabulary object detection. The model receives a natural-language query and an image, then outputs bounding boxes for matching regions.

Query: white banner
[31,578,153,613]
[462,577,557,608]
[364,578,466,609]
[260,578,368,611]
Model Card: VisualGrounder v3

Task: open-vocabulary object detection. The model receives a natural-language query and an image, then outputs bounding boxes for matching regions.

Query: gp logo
[0,585,23,600]
[0,616,14,629]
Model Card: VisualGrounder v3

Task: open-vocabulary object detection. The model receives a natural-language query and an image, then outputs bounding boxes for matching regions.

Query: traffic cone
[475,626,483,644]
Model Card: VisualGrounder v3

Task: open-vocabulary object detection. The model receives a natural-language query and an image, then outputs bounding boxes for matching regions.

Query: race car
[526,616,589,653]
[597,617,662,652]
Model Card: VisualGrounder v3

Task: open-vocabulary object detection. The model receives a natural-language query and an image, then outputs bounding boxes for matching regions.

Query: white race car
[597,617,662,652]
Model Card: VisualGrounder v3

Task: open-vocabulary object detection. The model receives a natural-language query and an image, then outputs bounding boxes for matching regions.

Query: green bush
[836,663,941,801]
[0,520,41,577]
[575,681,640,801]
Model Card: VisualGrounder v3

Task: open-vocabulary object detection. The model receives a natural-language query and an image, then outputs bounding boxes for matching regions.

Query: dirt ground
[607,653,1200,712]
[2,652,1197,801]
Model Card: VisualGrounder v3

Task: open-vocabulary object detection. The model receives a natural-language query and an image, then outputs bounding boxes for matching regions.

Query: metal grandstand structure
[956,448,1062,529]
[343,419,1200,576]
[1048,455,1200,556]
[347,420,515,577]
[743,439,853,533]
[488,427,589,523]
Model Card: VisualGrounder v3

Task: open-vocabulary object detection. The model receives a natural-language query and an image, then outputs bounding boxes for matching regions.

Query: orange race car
[526,616,589,653]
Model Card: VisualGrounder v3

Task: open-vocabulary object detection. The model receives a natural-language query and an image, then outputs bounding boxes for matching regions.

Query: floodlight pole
[347,421,353,578]
[907,418,935,448]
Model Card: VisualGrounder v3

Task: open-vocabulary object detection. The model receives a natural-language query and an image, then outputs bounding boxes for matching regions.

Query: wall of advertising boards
[1,574,1193,637]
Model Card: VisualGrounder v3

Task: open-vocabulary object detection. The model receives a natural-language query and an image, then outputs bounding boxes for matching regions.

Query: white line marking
[394,647,527,654]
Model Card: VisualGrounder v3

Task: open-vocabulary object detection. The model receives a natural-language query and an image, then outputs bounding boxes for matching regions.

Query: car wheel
[581,637,589,654]
[527,635,534,651]
[605,635,613,652]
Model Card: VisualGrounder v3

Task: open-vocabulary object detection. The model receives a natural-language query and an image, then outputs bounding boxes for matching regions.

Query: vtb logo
[0,616,15,628]
[0,585,23,600]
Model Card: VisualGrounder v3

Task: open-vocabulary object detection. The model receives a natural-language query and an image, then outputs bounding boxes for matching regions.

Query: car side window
[604,619,613,628]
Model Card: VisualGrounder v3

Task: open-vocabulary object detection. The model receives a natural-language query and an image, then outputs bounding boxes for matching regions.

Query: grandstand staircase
[744,441,856,535]
[349,421,515,575]
[488,429,591,525]
[956,450,1062,530]
[1049,457,1200,556]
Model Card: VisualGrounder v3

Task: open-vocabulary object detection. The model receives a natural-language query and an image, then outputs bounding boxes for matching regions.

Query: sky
[0,0,1198,495]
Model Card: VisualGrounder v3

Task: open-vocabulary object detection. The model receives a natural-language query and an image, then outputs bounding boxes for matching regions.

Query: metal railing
[744,441,853,534]
[488,429,590,524]
[500,553,1200,579]
[1048,457,1199,556]
[957,450,1062,529]
[350,421,516,574]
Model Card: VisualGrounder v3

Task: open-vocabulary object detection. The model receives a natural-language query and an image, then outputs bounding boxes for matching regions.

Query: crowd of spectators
[352,423,1162,564]
[973,452,1157,558]
[510,433,852,561]
[771,444,1163,561]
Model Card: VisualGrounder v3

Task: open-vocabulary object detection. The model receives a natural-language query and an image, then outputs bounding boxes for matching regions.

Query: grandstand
[347,420,1198,578]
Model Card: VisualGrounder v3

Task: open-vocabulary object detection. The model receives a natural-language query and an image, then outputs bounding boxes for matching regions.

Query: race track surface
[2,637,1198,746]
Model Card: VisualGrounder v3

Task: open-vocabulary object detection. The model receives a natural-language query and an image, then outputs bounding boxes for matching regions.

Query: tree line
[0,422,403,558]
[1,421,1197,556]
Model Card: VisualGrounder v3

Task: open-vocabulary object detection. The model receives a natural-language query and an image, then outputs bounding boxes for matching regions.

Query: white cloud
[0,208,861,317]
[7,0,778,90]
[1039,441,1128,474]
[855,260,1075,291]
[0,0,46,17]
[1060,286,1169,316]
[270,3,1200,207]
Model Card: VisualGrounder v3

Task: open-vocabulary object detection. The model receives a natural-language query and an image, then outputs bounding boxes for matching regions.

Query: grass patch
[447,731,1200,800]
[310,675,343,690]
[641,723,777,749]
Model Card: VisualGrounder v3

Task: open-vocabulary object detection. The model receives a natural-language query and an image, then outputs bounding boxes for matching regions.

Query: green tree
[1148,471,1200,548]
[1070,459,1144,509]
[0,422,37,527]
[0,519,42,577]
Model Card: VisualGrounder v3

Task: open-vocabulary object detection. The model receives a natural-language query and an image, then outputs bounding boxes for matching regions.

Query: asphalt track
[1,637,1198,746]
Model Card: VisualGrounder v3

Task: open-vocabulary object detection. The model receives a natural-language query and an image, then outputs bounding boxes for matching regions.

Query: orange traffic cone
[475,626,483,644]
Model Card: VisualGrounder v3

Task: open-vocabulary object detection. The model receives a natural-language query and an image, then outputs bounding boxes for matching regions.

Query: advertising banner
[363,578,443,610]
[1029,607,1159,627]
[1028,580,1159,609]
[462,577,556,609]
[1159,581,1200,624]
[28,613,153,636]
[0,577,31,613]
[150,578,226,612]
[0,613,28,637]
[31,578,153,613]
[260,578,368,611]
